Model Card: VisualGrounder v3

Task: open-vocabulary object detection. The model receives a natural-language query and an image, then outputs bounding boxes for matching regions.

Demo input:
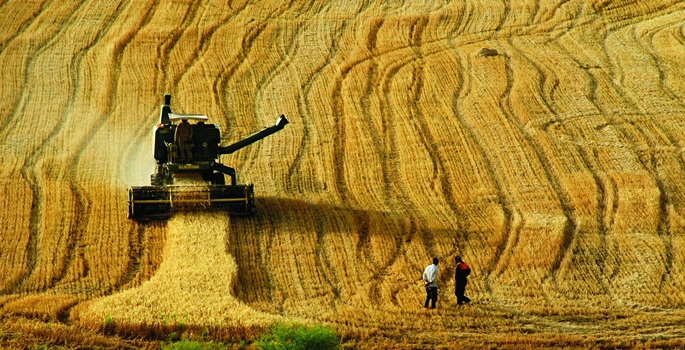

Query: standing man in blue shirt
[423,258,439,309]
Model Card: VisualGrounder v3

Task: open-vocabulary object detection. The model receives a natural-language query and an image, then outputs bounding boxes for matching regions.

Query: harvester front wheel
[212,173,225,185]
[151,173,166,186]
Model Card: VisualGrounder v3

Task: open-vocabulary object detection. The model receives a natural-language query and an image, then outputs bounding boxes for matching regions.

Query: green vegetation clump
[103,315,114,335]
[256,323,339,350]
[162,340,227,350]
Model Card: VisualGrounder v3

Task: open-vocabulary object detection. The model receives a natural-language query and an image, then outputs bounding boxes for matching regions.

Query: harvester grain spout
[127,95,288,219]
[219,115,289,155]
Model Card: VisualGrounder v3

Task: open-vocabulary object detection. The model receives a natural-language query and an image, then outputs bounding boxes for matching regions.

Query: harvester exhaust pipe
[160,94,172,125]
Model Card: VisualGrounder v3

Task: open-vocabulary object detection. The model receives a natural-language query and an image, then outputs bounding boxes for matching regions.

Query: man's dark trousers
[425,287,438,309]
[455,279,470,304]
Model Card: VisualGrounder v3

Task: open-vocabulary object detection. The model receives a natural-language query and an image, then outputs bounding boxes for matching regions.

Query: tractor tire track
[504,2,613,286]
[96,0,168,293]
[446,36,519,299]
[220,1,346,310]
[509,35,618,296]
[285,1,377,311]
[214,0,294,125]
[332,14,414,305]
[172,1,252,96]
[529,47,616,295]
[0,0,63,144]
[546,5,677,300]
[333,12,455,303]
[46,1,130,294]
[13,0,91,293]
[213,0,291,259]
[300,3,382,309]
[406,16,466,255]
[34,0,133,295]
[585,9,679,303]
[289,2,372,194]
[497,44,578,284]
[621,11,685,296]
[0,0,48,57]
[212,20,268,117]
[494,0,510,32]
[374,48,430,257]
[80,0,164,296]
[242,4,315,175]
[0,0,59,293]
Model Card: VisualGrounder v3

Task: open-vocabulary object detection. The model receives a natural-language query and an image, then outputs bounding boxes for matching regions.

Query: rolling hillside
[2,0,685,348]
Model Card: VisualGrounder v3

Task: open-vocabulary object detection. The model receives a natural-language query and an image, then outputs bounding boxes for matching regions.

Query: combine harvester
[128,94,288,219]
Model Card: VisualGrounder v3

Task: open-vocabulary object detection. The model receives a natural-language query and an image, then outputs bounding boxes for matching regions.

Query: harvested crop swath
[76,212,276,328]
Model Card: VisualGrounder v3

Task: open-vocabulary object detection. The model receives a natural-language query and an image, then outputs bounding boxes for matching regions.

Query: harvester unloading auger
[128,94,288,219]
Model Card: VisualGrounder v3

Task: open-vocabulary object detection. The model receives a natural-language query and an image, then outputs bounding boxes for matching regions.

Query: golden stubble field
[2,0,685,348]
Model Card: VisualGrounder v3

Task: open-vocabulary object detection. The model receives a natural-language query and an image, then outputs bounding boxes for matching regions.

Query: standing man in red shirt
[454,256,471,305]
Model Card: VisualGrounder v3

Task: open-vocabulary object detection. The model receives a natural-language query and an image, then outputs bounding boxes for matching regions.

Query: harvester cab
[128,94,288,219]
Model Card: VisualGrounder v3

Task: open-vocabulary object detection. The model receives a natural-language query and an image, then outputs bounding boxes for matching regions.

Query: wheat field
[2,0,685,348]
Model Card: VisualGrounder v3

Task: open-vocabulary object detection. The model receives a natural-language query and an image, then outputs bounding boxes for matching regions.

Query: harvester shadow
[226,196,464,313]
